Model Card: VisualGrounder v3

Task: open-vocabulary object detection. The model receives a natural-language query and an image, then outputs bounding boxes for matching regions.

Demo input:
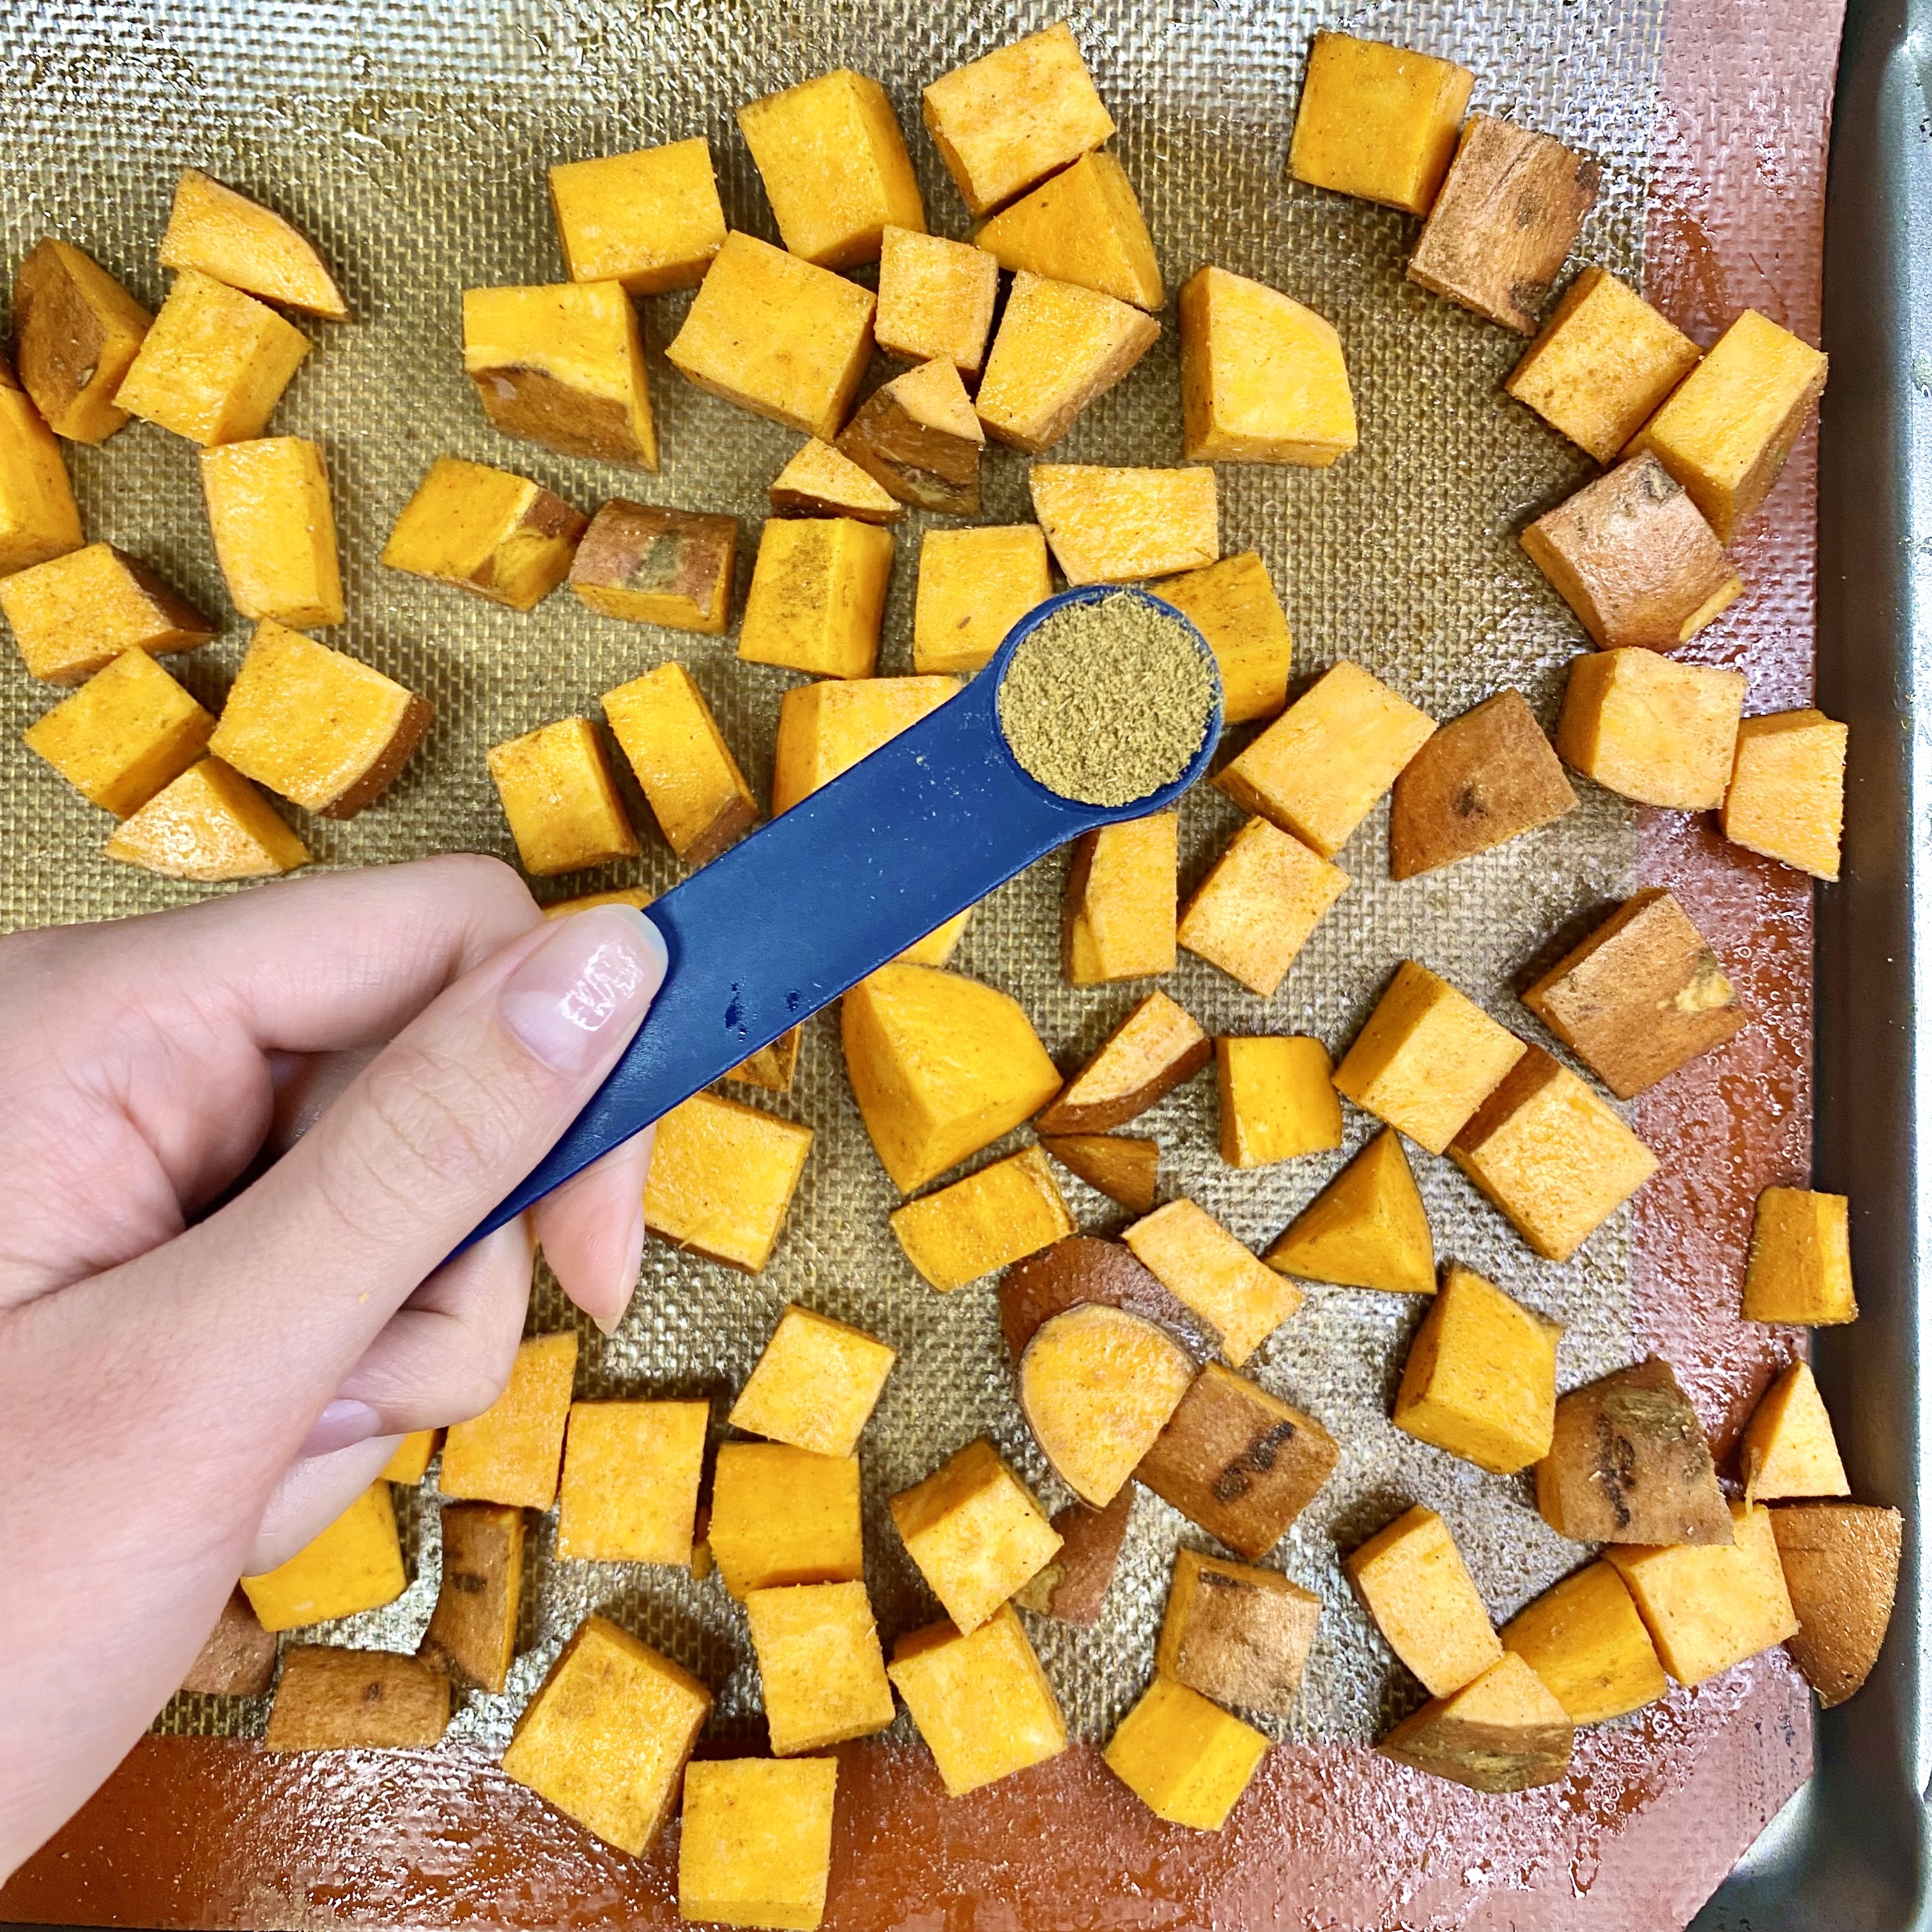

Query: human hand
[0,854,666,1882]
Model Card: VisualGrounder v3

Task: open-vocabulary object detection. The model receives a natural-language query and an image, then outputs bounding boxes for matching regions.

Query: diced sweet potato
[976,272,1160,454]
[105,758,309,881]
[1772,1502,1902,1707]
[379,1430,440,1485]
[891,1146,1074,1291]
[875,227,1000,375]
[24,648,214,818]
[678,1758,836,1932]
[556,1399,709,1565]
[643,1089,813,1273]
[420,1501,524,1693]
[1177,815,1349,997]
[1266,1126,1432,1292]
[602,661,755,868]
[541,885,653,919]
[0,353,84,574]
[1722,709,1848,880]
[1179,265,1356,465]
[977,150,1161,310]
[1217,1036,1343,1169]
[240,1482,406,1632]
[440,1332,579,1512]
[889,1437,1061,1634]
[1738,1361,1848,1503]
[12,238,151,443]
[1036,990,1209,1135]
[708,1441,864,1599]
[1061,813,1176,986]
[571,500,735,634]
[913,524,1054,677]
[1500,1560,1666,1724]
[200,435,342,629]
[549,140,726,296]
[1124,1199,1303,1367]
[264,1646,449,1751]
[1153,553,1294,725]
[1012,1488,1133,1626]
[1029,464,1219,583]
[159,170,348,321]
[1103,1675,1268,1830]
[1156,1547,1321,1717]
[1379,1653,1573,1793]
[835,357,983,514]
[486,716,639,876]
[180,1588,278,1697]
[1742,1186,1856,1324]
[730,1304,896,1460]
[1345,1505,1503,1698]
[997,1232,1215,1364]
[1522,888,1743,1099]
[728,1027,801,1092]
[769,437,903,525]
[889,1606,1068,1797]
[740,514,894,680]
[1556,647,1748,810]
[772,673,958,817]
[1038,1133,1159,1215]
[1289,31,1474,215]
[0,541,213,685]
[383,456,586,611]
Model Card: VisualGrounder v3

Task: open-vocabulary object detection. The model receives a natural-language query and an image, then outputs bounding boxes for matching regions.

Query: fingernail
[500,908,667,1077]
[596,1204,647,1337]
[300,1399,385,1459]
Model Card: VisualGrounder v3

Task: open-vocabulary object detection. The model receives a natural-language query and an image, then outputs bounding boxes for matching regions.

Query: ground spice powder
[997,594,1215,806]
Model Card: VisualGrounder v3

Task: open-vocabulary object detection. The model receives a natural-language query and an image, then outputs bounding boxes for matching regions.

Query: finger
[245,1434,401,1578]
[532,1125,654,1335]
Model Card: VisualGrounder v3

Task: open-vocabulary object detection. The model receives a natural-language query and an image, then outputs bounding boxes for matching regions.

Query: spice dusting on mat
[998,594,1215,806]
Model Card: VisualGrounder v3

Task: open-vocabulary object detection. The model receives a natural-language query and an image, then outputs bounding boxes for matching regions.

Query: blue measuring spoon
[457,582,1223,1255]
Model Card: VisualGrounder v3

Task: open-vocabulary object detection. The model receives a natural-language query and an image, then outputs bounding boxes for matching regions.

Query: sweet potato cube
[1217,1037,1343,1169]
[440,1332,579,1512]
[1013,1488,1134,1625]
[889,1437,1061,1633]
[1137,1362,1338,1558]
[1030,464,1218,583]
[891,1146,1073,1292]
[1,541,212,686]
[549,140,726,296]
[1742,1186,1855,1324]
[1037,990,1209,1135]
[730,1305,896,1459]
[502,1614,710,1855]
[1740,1361,1848,1503]
[842,963,1061,1192]
[1266,1126,1432,1292]
[181,1588,278,1697]
[1157,1547,1321,1717]
[105,758,309,880]
[487,716,639,876]
[24,648,214,817]
[875,226,999,375]
[574,500,736,636]
[13,239,151,443]
[158,169,347,321]
[678,1758,838,1932]
[1393,1265,1559,1475]
[383,456,586,611]
[644,1089,813,1273]
[1345,1505,1503,1697]
[836,357,983,514]
[1450,1044,1659,1261]
[1333,961,1526,1156]
[976,149,1162,310]
[556,1400,708,1565]
[1124,1199,1303,1367]
[1379,1652,1573,1793]
[380,1430,440,1485]
[746,1580,895,1754]
[264,1646,448,1751]
[463,282,655,468]
[1606,1501,1800,1685]
[420,1501,523,1693]
[1288,31,1474,215]
[114,268,309,446]
[1217,660,1435,859]
[769,438,903,525]
[976,273,1160,455]
[921,24,1115,217]
[602,662,755,868]
[709,1443,863,1598]
[1018,1303,1194,1506]
[0,355,82,574]
[914,524,1050,676]
[1153,553,1293,725]
[1772,1502,1902,1708]
[1627,309,1827,540]
[1038,1134,1159,1215]
[1407,116,1600,335]
[1505,268,1703,464]
[1103,1676,1268,1831]
[1179,265,1356,466]
[542,884,654,919]
[1536,1355,1729,1545]
[739,69,924,270]
[1522,888,1743,1100]
[199,435,342,629]
[1500,1560,1666,1724]
[1178,815,1349,998]
[772,674,958,816]
[890,1605,1068,1797]
[1062,812,1178,985]
[666,233,875,441]
[1522,454,1741,651]
[211,620,432,819]
[1723,709,1848,880]
[739,515,894,680]
[240,1482,406,1632]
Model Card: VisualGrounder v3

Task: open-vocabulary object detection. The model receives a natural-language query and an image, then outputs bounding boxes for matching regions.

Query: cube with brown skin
[1031,464,1219,583]
[1344,1505,1503,1698]
[158,169,348,321]
[976,150,1163,311]
[180,1588,277,1696]
[602,662,756,868]
[549,140,726,296]
[571,500,736,634]
[997,1232,1216,1364]
[1038,1133,1159,1215]
[1388,689,1577,880]
[1743,1186,1857,1324]
[1062,812,1177,985]
[1537,1354,1731,1545]
[875,227,1000,376]
[105,758,309,881]
[914,523,1052,676]
[200,435,343,630]
[836,357,985,514]
[24,648,215,818]
[1124,1199,1305,1368]
[383,456,587,611]
[264,1647,450,1751]
[0,353,84,576]
[1522,889,1744,1099]
[727,1027,800,1092]
[12,239,152,443]
[1407,116,1602,335]
[1178,815,1350,998]
[1522,455,1742,652]
[1499,1559,1667,1725]
[1013,1488,1134,1626]
[976,273,1160,456]
[891,1146,1075,1292]
[1,542,213,686]
[1136,1362,1339,1560]
[769,438,903,525]
[420,1502,525,1692]
[487,717,639,877]
[1723,709,1848,880]
[1158,1547,1322,1717]
[210,620,433,820]
[1379,1652,1574,1794]
[1036,990,1211,1135]
[1772,1502,1903,1707]
[644,1089,814,1273]
[1153,553,1294,725]
[1556,647,1747,810]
